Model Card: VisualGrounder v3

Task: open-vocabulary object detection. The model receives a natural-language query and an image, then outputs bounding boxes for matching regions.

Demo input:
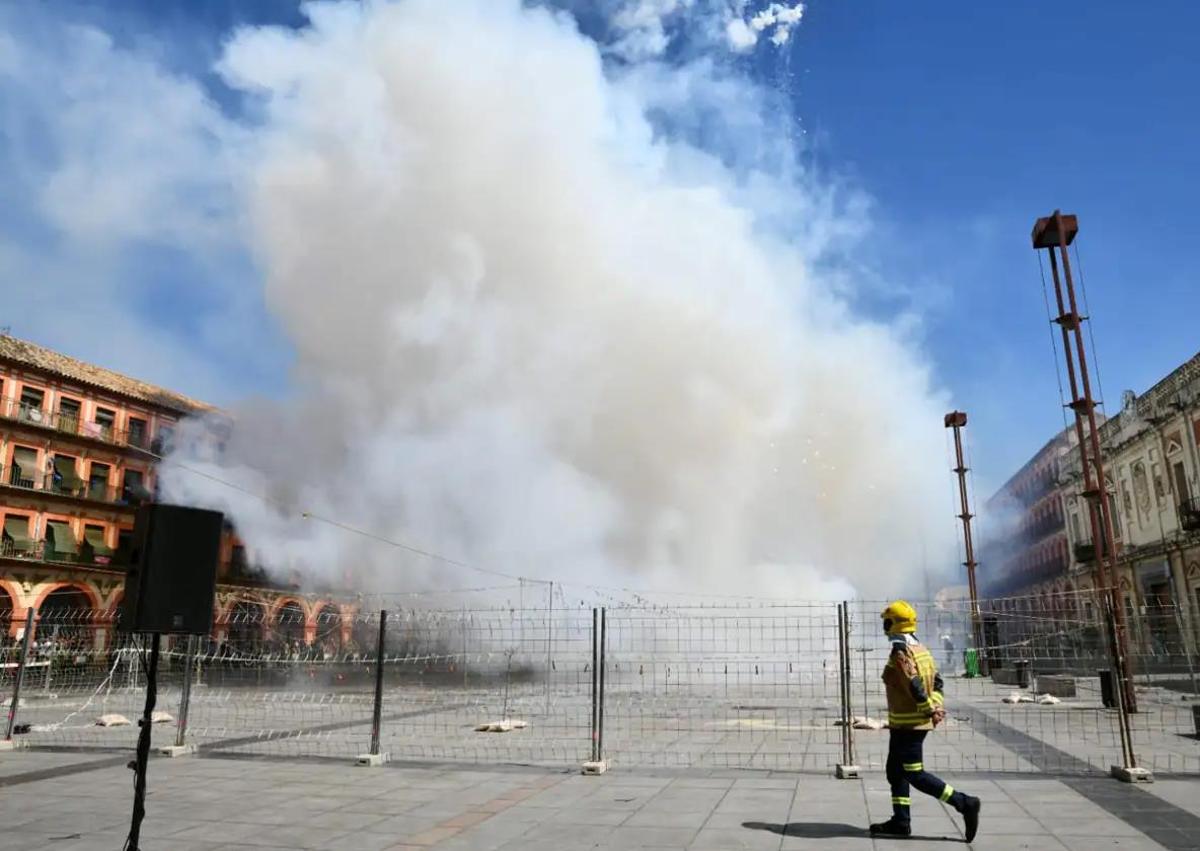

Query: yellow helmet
[881,600,918,634]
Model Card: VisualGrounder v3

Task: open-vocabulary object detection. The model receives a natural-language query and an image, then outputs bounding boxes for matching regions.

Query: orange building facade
[0,334,354,648]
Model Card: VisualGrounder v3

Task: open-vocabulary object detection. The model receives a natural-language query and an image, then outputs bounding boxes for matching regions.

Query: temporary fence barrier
[3,591,1198,776]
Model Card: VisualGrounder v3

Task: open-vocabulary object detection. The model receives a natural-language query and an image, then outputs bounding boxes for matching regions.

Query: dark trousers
[886,729,968,823]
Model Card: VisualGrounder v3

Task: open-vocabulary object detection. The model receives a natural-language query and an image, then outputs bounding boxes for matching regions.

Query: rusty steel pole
[1032,210,1136,714]
[945,411,985,672]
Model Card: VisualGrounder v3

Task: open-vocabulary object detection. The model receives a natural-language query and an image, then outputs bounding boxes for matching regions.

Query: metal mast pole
[1032,210,1136,714]
[945,411,985,672]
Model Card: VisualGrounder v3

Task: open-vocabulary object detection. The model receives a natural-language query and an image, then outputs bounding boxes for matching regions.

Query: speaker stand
[126,633,160,851]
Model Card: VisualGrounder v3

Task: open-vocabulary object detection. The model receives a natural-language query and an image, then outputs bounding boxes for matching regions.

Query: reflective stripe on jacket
[882,640,943,730]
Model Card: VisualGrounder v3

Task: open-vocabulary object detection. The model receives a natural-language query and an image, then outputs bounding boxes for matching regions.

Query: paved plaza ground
[1,749,1198,851]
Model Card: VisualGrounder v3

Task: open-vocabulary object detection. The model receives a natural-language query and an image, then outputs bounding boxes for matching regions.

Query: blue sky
[782,0,1200,486]
[4,0,1198,496]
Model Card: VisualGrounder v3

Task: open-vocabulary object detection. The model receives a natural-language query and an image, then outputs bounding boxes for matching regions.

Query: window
[82,524,113,563]
[57,397,81,434]
[2,514,32,556]
[45,519,78,559]
[18,386,44,424]
[121,468,147,504]
[1108,495,1122,539]
[1071,512,1082,542]
[1152,463,1166,506]
[153,424,175,454]
[93,407,116,440]
[1174,462,1191,505]
[88,462,111,501]
[230,544,248,577]
[127,417,148,449]
[52,454,81,495]
[116,528,134,563]
[9,446,37,487]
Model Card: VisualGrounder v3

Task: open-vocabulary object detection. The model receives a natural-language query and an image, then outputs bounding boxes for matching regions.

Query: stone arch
[31,581,102,613]
[273,599,308,646]
[313,603,343,649]
[35,583,99,647]
[225,599,267,651]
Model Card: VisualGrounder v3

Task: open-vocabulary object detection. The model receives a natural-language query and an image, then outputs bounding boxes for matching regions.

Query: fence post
[4,609,35,745]
[156,634,198,756]
[598,607,606,762]
[545,581,553,717]
[1104,595,1150,782]
[591,608,598,761]
[835,602,859,778]
[358,610,388,767]
[583,607,607,773]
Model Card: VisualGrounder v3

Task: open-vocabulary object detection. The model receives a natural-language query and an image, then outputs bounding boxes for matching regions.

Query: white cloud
[0,10,278,401]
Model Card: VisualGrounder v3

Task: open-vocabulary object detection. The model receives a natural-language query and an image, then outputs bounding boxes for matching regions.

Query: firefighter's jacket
[882,637,944,730]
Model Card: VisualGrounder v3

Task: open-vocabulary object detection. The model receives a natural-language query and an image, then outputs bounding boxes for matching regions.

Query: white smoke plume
[161,0,952,600]
[729,2,805,51]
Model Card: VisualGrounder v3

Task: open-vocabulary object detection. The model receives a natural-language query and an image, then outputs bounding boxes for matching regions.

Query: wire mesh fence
[3,591,1198,776]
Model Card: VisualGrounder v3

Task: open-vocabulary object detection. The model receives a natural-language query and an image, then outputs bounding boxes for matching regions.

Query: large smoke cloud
[160,0,952,599]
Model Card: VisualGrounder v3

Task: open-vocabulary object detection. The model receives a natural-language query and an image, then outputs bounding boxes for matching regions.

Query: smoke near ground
[154,0,952,599]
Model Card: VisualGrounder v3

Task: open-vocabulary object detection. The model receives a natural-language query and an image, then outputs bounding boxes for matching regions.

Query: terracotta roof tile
[0,334,214,415]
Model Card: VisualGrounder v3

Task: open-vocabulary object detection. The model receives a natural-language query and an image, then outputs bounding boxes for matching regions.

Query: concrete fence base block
[835,764,861,779]
[581,760,608,775]
[1110,765,1153,783]
[0,740,18,752]
[356,752,389,767]
[155,744,195,758]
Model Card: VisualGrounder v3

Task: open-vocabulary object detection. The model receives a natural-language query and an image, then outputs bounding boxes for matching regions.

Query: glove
[930,706,947,728]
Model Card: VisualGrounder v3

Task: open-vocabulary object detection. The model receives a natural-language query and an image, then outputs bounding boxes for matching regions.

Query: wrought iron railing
[0,537,118,566]
[0,395,162,454]
[2,467,140,507]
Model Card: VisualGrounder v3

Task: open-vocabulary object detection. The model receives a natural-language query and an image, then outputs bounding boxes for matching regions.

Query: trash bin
[963,648,980,678]
[1014,660,1030,690]
[1098,669,1117,709]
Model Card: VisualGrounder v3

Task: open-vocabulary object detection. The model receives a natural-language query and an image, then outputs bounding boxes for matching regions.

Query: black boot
[869,818,912,837]
[960,795,981,842]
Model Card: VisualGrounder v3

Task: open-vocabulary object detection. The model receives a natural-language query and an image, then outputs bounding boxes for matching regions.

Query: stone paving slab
[0,750,1196,850]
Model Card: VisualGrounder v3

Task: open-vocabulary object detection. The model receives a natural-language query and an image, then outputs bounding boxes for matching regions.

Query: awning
[3,516,31,546]
[12,447,37,477]
[84,527,113,556]
[46,521,78,555]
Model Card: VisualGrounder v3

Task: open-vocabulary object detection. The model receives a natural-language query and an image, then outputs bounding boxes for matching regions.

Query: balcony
[1023,513,1064,543]
[0,537,120,568]
[1180,497,1200,533]
[1072,538,1113,564]
[3,466,146,508]
[0,396,158,455]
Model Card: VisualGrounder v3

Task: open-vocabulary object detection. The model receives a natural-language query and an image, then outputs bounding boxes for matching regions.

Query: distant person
[870,601,980,841]
[941,633,955,671]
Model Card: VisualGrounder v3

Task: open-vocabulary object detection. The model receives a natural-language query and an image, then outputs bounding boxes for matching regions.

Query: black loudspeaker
[119,504,224,634]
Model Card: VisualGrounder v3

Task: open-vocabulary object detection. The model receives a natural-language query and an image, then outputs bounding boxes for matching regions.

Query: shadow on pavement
[744,822,953,841]
[742,822,865,838]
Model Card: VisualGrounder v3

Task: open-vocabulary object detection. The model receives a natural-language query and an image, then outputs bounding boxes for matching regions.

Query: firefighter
[870,600,981,840]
